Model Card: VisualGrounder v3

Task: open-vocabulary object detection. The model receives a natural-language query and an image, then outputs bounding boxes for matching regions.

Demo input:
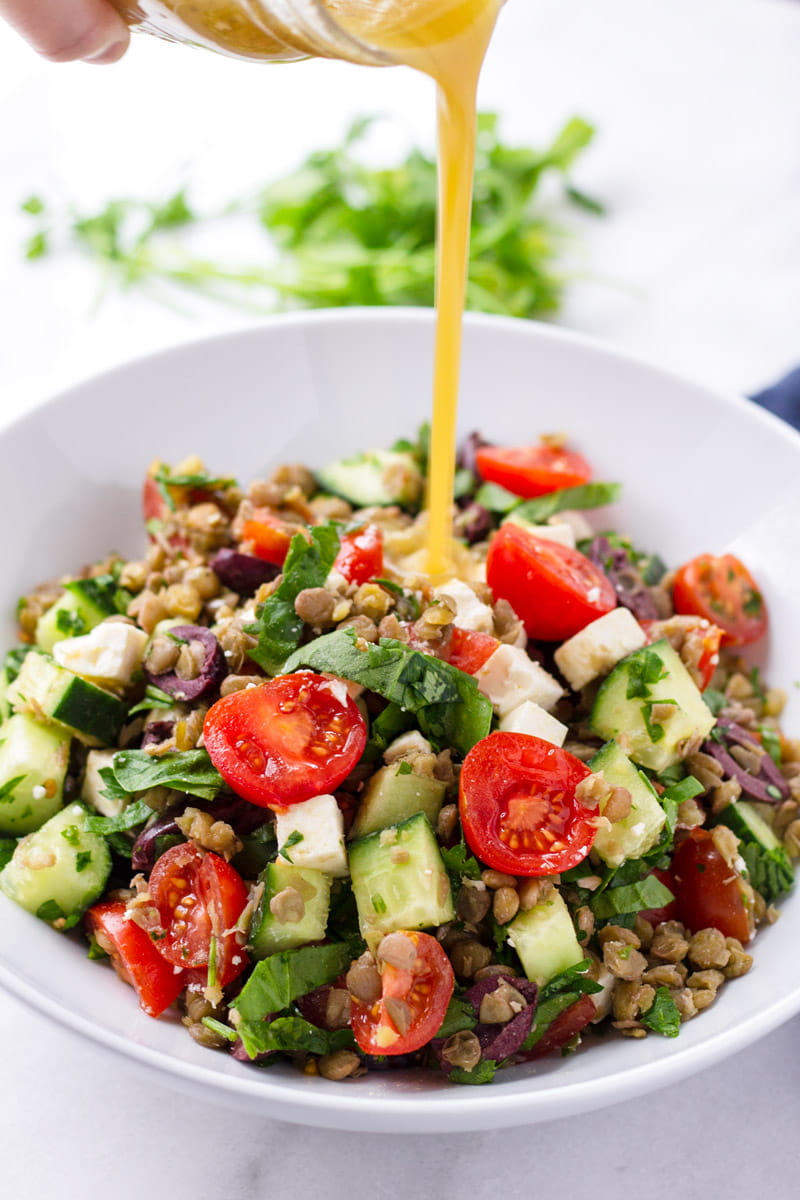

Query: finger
[0,0,130,64]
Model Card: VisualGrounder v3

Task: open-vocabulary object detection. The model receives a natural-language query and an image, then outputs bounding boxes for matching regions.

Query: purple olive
[463,973,537,1013]
[454,502,493,545]
[210,548,280,595]
[457,431,492,476]
[474,1006,535,1060]
[140,719,176,750]
[131,793,271,872]
[146,624,227,703]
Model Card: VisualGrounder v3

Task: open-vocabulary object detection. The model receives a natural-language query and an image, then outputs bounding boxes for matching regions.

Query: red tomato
[672,554,767,647]
[85,900,187,1018]
[638,866,679,927]
[518,994,596,1061]
[147,844,250,983]
[459,732,597,877]
[142,476,189,550]
[446,627,500,675]
[204,672,367,808]
[240,508,295,566]
[334,524,384,586]
[672,829,751,943]
[350,931,454,1056]
[486,524,616,642]
[641,616,723,691]
[475,443,592,500]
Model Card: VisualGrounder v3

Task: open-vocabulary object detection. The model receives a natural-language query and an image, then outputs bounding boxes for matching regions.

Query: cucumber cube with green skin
[590,639,715,772]
[316,449,423,509]
[0,802,111,923]
[350,764,446,840]
[0,713,72,836]
[7,651,126,747]
[506,890,584,987]
[250,862,331,959]
[588,741,666,867]
[717,799,783,852]
[349,813,454,949]
[35,579,119,654]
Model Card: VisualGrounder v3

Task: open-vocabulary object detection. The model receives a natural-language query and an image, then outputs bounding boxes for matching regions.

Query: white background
[1,0,800,1195]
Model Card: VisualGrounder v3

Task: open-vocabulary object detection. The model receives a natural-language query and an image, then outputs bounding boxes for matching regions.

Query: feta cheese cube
[81,749,124,816]
[53,621,149,687]
[503,516,575,549]
[474,644,564,717]
[274,793,348,877]
[434,578,494,633]
[554,607,647,692]
[498,700,568,747]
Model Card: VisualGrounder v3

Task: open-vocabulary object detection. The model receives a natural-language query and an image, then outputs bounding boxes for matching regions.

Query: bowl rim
[2,306,799,1131]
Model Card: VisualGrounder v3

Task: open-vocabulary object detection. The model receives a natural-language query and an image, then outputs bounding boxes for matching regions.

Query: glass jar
[109,1,487,66]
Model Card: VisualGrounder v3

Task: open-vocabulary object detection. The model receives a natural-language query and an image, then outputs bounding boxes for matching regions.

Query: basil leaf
[739,841,794,903]
[539,959,602,1001]
[435,997,479,1040]
[474,482,520,513]
[512,482,621,525]
[232,943,353,1022]
[640,987,681,1038]
[284,630,492,757]
[237,1017,356,1060]
[246,526,340,675]
[590,875,674,920]
[84,798,153,836]
[449,1059,497,1085]
[440,840,482,889]
[104,749,223,802]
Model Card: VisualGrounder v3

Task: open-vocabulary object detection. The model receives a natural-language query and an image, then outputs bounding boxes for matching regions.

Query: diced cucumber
[316,449,423,509]
[588,741,666,867]
[7,651,126,747]
[506,890,584,987]
[717,799,782,852]
[0,802,111,923]
[349,813,454,948]
[36,578,120,654]
[590,639,714,772]
[0,713,72,836]
[350,764,446,839]
[249,861,331,959]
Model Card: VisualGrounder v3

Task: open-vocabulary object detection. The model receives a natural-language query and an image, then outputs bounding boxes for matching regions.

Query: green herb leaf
[702,689,727,716]
[201,1017,238,1043]
[640,986,681,1038]
[99,749,223,803]
[84,798,153,836]
[237,1016,356,1061]
[512,482,621,525]
[247,526,340,675]
[449,1059,498,1086]
[0,774,26,802]
[277,830,304,864]
[284,630,492,757]
[590,875,674,920]
[520,992,582,1052]
[127,684,176,717]
[539,959,602,1001]
[435,996,478,1039]
[0,838,17,872]
[232,943,353,1023]
[474,482,520,513]
[739,840,795,903]
[626,650,668,700]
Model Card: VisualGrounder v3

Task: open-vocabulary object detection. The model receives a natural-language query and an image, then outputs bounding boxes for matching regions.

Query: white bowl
[1,309,799,1132]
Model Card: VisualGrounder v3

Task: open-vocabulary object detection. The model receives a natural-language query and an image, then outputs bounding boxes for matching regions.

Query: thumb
[0,0,130,64]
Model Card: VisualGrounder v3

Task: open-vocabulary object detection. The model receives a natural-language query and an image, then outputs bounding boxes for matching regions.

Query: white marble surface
[2,0,800,1195]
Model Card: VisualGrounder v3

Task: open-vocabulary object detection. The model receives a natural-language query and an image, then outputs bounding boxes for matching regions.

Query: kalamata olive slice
[210,548,280,595]
[145,625,227,702]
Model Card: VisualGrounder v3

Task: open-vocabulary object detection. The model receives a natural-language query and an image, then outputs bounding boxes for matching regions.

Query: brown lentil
[318,1050,362,1081]
[384,997,413,1036]
[144,635,180,676]
[603,941,648,981]
[449,940,492,980]
[378,932,417,971]
[481,869,516,890]
[325,989,352,1030]
[492,886,520,926]
[128,589,168,633]
[456,883,491,925]
[723,938,754,979]
[440,1030,482,1071]
[294,587,336,628]
[346,954,382,1005]
[597,924,641,949]
[650,921,690,964]
[436,803,458,843]
[687,928,731,970]
[479,980,527,1025]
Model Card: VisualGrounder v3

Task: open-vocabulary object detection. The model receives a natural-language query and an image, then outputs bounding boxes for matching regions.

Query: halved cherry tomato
[240,508,295,567]
[672,554,767,647]
[638,866,679,927]
[333,524,384,586]
[349,931,454,1056]
[459,732,597,877]
[671,829,751,943]
[476,443,592,500]
[147,843,250,983]
[517,994,596,1060]
[641,616,723,691]
[204,672,367,807]
[445,627,499,675]
[486,524,616,642]
[85,900,187,1018]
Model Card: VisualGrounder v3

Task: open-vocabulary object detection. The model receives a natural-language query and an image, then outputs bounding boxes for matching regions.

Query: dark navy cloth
[751,367,800,431]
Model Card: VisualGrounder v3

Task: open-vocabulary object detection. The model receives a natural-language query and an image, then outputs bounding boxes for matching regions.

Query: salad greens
[19,114,601,317]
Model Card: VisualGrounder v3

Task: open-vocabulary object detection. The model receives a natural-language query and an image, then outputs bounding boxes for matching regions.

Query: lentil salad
[0,430,796,1085]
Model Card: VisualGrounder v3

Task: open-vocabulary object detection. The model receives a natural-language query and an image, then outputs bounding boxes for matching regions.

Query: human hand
[0,0,129,64]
